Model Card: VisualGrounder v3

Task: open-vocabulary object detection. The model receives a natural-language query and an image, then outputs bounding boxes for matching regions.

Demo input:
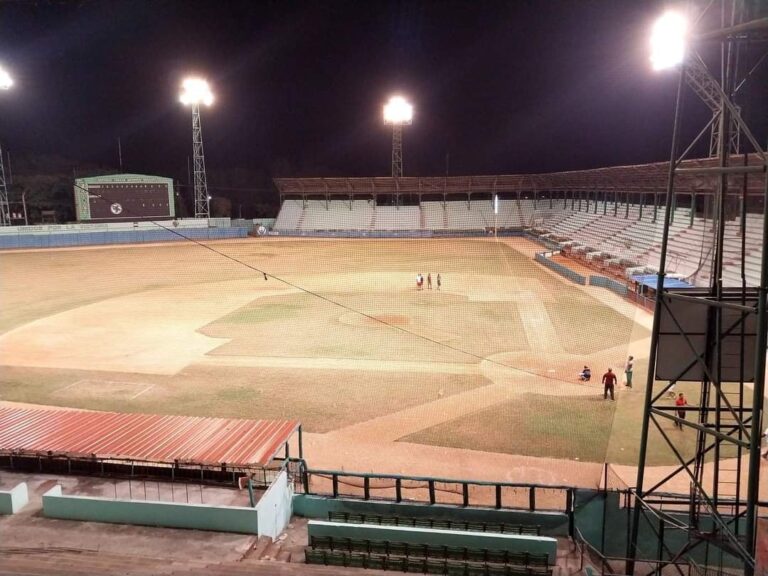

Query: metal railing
[301,468,574,523]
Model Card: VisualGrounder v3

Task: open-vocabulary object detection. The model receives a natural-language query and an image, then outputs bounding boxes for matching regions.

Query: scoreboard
[74,174,175,222]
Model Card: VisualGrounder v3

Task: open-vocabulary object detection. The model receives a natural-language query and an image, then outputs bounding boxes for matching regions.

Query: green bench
[309,535,550,568]
[306,548,553,575]
[327,511,542,536]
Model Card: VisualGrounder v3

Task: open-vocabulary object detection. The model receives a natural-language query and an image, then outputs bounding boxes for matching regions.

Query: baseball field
[0,236,721,488]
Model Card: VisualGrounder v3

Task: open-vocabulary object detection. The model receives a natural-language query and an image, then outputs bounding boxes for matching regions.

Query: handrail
[304,468,575,491]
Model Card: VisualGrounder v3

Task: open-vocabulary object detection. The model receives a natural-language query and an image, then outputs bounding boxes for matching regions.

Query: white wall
[256,470,294,540]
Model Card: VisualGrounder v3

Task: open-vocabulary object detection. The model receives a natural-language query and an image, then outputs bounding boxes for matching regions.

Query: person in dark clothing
[602,368,617,401]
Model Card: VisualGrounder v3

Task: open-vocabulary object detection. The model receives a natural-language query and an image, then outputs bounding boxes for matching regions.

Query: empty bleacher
[529,199,764,287]
[306,534,551,576]
[273,199,523,232]
[273,199,304,230]
[298,200,374,230]
[374,206,420,230]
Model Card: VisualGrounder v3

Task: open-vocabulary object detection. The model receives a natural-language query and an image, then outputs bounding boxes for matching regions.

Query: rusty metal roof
[0,407,299,468]
[274,154,766,197]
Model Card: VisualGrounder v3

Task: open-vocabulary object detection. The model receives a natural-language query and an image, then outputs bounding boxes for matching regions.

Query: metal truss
[0,144,9,226]
[685,58,741,157]
[274,154,766,203]
[629,2,768,575]
[392,124,404,178]
[191,104,210,220]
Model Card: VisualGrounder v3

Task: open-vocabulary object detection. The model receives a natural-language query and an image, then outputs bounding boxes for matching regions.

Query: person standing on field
[675,392,688,429]
[436,273,441,291]
[602,368,617,401]
[427,273,432,290]
[624,355,634,388]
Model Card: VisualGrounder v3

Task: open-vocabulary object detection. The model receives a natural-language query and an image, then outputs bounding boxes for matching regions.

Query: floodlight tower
[0,66,12,226]
[179,78,214,220]
[628,5,768,575]
[383,96,413,178]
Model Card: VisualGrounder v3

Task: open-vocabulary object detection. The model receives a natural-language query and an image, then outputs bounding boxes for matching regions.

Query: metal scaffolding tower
[383,96,413,179]
[629,2,768,575]
[191,104,210,220]
[0,144,9,226]
[391,123,404,178]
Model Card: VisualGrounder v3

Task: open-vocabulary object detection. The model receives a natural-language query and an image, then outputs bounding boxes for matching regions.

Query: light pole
[0,66,12,226]
[383,96,413,179]
[629,7,768,575]
[179,77,214,221]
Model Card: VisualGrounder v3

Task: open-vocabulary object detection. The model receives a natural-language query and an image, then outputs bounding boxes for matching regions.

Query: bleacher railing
[301,468,575,518]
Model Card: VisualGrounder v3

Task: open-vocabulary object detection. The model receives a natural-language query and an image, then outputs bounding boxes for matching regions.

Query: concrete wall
[269,229,525,239]
[293,495,569,536]
[0,226,247,249]
[308,520,558,563]
[534,252,586,284]
[256,470,293,539]
[0,482,29,514]
[42,485,259,534]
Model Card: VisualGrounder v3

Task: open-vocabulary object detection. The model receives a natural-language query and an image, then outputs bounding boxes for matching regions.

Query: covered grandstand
[272,154,766,287]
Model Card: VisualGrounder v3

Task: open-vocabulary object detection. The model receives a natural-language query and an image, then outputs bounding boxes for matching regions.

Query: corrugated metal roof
[0,407,299,468]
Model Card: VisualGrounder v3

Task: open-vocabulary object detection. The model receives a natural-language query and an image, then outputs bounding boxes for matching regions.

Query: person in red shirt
[602,368,617,400]
[675,393,688,429]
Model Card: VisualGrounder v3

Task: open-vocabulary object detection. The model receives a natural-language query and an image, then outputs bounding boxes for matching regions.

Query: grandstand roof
[0,407,299,469]
[274,154,766,198]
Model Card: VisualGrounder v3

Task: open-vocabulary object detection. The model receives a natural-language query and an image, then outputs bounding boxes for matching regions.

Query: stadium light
[383,96,413,125]
[383,95,413,178]
[179,77,214,219]
[0,67,12,91]
[650,11,688,71]
[0,66,11,226]
[179,77,213,106]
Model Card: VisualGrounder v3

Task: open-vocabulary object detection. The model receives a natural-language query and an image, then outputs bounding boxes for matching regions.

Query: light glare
[0,67,12,90]
[179,77,214,106]
[383,96,413,125]
[650,11,688,71]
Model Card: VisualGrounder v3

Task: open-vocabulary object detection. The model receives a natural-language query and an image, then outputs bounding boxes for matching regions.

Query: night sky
[0,0,765,187]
